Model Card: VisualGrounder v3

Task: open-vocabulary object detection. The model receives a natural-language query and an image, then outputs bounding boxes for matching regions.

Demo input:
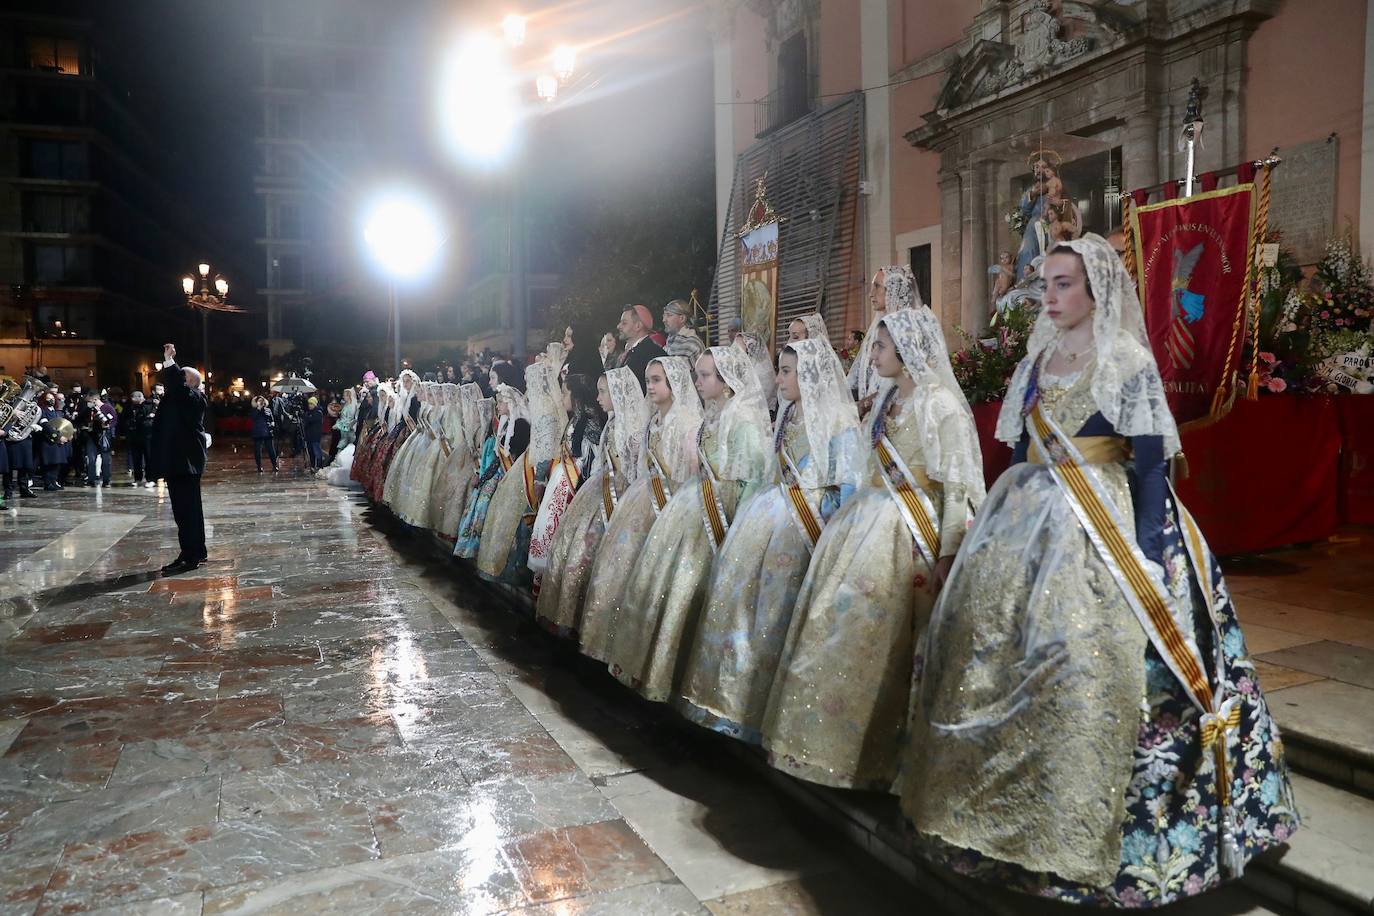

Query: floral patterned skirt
[911,494,1299,907]
[454,466,504,559]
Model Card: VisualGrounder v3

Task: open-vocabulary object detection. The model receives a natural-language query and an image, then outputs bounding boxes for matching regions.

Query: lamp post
[181,262,229,376]
[363,192,444,378]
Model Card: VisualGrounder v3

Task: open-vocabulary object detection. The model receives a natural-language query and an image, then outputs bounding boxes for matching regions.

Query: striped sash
[647,446,672,515]
[873,435,940,568]
[778,446,823,550]
[698,445,729,553]
[1028,402,1244,874]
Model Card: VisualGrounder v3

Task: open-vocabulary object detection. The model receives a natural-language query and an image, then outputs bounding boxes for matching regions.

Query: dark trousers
[85,439,112,485]
[44,464,60,486]
[252,437,279,471]
[328,428,341,460]
[166,474,206,560]
[128,442,147,482]
[306,438,324,469]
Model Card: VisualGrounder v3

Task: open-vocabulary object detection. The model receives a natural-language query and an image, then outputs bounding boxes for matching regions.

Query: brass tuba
[0,375,43,441]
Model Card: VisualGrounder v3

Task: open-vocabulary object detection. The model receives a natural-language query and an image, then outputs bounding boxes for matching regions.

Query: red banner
[1130,184,1257,428]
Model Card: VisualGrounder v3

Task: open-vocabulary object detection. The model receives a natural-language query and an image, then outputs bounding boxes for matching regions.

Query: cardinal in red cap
[615,304,668,394]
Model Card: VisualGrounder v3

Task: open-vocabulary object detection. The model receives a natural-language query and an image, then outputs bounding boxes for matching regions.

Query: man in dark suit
[614,304,667,393]
[148,343,209,575]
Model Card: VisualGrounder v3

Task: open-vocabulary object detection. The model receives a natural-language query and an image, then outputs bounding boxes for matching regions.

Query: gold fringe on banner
[1246,163,1275,400]
[1121,197,1137,283]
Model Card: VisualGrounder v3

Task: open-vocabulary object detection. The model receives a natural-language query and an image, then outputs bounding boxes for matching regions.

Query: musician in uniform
[1,377,40,503]
[79,391,117,487]
[38,392,71,491]
[148,343,209,574]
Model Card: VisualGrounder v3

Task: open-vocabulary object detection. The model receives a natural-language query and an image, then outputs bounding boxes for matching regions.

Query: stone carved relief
[935,1,1134,114]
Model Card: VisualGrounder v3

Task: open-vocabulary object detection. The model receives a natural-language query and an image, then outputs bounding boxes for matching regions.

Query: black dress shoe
[19,485,35,498]
[43,483,60,491]
[160,557,202,575]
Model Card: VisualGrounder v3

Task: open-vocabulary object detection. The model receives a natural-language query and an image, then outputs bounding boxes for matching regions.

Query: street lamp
[502,14,526,48]
[362,191,444,377]
[438,16,591,360]
[182,263,232,376]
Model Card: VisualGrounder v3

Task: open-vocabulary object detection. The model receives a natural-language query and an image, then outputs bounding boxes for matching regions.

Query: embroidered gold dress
[382,398,432,512]
[397,396,450,527]
[534,419,618,637]
[676,412,853,743]
[902,359,1298,904]
[580,417,666,661]
[761,384,971,790]
[605,409,768,701]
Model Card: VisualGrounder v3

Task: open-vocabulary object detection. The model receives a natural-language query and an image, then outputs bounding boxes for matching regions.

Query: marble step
[419,521,1366,915]
[1243,774,1374,915]
[1265,676,1374,799]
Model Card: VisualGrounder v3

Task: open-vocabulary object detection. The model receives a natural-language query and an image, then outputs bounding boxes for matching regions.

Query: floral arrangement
[951,303,1036,404]
[1245,233,1374,394]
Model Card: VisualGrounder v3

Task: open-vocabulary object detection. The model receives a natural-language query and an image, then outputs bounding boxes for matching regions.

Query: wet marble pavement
[0,450,921,915]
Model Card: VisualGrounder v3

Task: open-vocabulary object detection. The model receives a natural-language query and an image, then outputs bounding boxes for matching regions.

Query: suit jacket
[148,362,208,479]
[617,336,668,394]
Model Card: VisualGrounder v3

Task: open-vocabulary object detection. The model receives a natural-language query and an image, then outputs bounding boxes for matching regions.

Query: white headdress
[703,346,770,483]
[780,337,863,489]
[880,307,985,505]
[524,361,567,465]
[795,313,829,343]
[606,366,649,472]
[996,233,1180,455]
[495,384,528,453]
[734,332,777,408]
[882,264,919,310]
[646,356,703,480]
[391,369,420,431]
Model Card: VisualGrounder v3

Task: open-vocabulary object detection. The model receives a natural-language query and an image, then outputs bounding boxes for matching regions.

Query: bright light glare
[552,45,575,80]
[181,276,194,295]
[438,32,519,166]
[501,14,526,47]
[363,193,444,280]
[535,74,557,102]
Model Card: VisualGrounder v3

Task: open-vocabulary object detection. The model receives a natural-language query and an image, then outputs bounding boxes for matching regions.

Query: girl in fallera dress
[536,367,648,639]
[388,383,445,523]
[528,344,607,584]
[605,346,771,702]
[676,336,863,743]
[454,373,529,560]
[847,265,920,416]
[762,306,984,790]
[902,234,1298,906]
[580,356,701,662]
[368,370,419,503]
[430,383,486,538]
[475,356,567,585]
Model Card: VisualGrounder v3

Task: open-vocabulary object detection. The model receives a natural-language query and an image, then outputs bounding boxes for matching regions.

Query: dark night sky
[24,0,716,348]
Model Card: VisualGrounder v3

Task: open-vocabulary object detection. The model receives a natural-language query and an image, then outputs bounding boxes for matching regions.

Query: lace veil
[704,346,770,482]
[524,361,567,466]
[495,384,528,453]
[796,313,829,343]
[782,337,863,489]
[606,366,649,475]
[647,356,703,480]
[996,232,1181,456]
[881,307,986,505]
[391,370,420,430]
